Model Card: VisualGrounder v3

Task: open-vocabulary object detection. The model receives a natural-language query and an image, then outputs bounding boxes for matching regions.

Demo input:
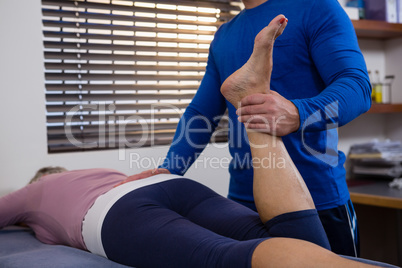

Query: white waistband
[82,174,183,257]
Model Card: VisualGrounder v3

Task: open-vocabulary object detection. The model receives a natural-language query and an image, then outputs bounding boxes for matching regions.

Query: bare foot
[221,15,288,109]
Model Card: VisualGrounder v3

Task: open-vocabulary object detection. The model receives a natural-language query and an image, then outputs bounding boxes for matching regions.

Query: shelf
[348,181,402,209]
[367,103,402,113]
[352,19,402,39]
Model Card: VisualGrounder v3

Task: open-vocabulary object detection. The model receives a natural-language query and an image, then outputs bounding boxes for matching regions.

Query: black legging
[101,179,329,268]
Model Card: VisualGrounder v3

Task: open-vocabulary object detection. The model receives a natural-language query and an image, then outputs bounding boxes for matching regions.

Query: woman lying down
[0,15,397,268]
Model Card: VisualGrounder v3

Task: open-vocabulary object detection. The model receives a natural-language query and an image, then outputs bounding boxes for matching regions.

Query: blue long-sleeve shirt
[160,0,371,210]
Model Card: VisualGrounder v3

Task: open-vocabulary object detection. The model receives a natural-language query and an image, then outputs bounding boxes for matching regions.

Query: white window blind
[42,0,240,153]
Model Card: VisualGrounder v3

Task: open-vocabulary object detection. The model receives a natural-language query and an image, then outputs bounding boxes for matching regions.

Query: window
[42,0,240,153]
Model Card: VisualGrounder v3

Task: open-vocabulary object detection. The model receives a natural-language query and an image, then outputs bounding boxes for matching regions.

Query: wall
[359,39,386,79]
[0,0,231,197]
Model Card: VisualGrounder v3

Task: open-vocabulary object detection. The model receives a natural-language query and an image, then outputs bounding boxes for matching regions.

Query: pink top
[0,168,126,250]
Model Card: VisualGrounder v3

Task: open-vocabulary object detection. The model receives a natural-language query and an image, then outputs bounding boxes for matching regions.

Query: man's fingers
[239,94,266,107]
[238,114,270,124]
[128,174,146,180]
[237,104,268,116]
[156,168,171,174]
[239,91,281,108]
[237,93,280,115]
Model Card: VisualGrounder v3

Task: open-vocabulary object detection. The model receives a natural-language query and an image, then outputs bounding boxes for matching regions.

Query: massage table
[0,226,130,268]
[1,226,398,268]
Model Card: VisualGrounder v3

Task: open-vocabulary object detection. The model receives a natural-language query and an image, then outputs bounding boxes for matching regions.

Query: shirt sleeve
[291,0,372,133]
[0,187,28,229]
[160,43,227,175]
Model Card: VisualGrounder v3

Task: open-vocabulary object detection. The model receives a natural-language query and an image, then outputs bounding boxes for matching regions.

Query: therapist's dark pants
[101,179,329,268]
[318,199,360,257]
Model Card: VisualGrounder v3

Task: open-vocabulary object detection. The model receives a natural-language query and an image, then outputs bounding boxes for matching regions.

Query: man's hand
[114,168,171,188]
[236,92,300,136]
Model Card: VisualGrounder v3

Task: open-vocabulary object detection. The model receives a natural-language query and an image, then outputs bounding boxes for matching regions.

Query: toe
[254,15,287,49]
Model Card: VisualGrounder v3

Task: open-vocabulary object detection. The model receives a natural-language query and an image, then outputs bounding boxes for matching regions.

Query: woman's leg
[221,15,379,267]
[156,179,270,241]
[252,238,378,268]
[101,179,268,268]
[221,13,314,229]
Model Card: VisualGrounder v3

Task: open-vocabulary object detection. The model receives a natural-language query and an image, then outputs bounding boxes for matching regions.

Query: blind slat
[46,102,190,113]
[47,130,228,147]
[42,9,222,27]
[48,122,180,135]
[46,93,196,102]
[43,20,217,36]
[47,112,184,123]
[43,31,213,44]
[45,84,200,91]
[44,41,209,54]
[45,73,203,81]
[44,51,208,62]
[47,133,176,146]
[45,62,205,72]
